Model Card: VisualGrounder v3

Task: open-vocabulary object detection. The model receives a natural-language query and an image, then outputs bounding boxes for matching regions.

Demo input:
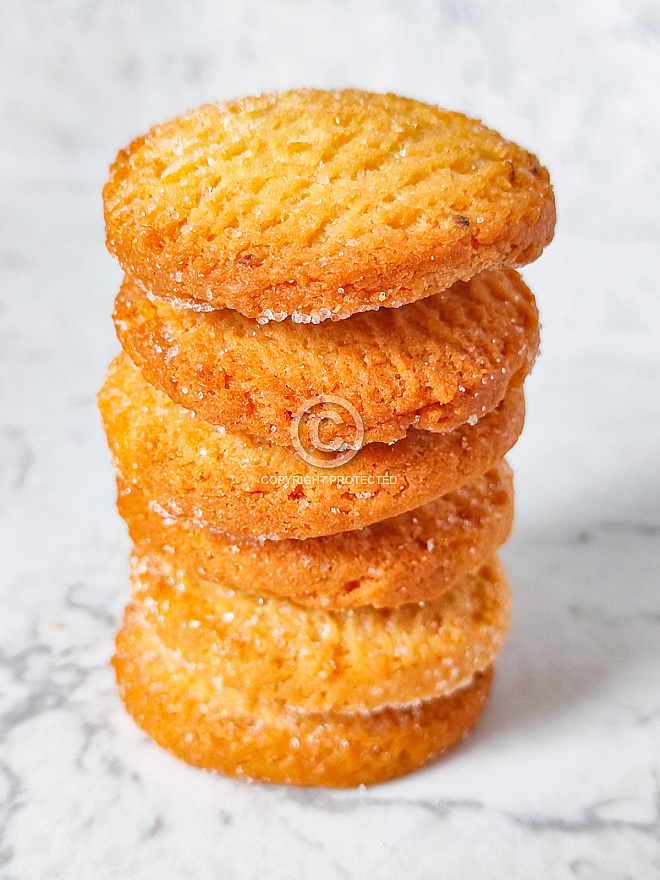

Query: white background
[1,2,659,878]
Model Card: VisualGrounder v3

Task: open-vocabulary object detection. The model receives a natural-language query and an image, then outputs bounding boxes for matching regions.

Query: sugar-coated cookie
[117,461,514,608]
[114,268,538,445]
[129,551,509,713]
[104,89,554,320]
[114,605,494,787]
[99,354,524,539]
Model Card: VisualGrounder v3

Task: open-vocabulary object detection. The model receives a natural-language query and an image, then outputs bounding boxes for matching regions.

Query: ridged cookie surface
[114,268,538,445]
[99,354,524,539]
[129,551,509,713]
[104,89,555,319]
[118,462,514,608]
[114,605,494,787]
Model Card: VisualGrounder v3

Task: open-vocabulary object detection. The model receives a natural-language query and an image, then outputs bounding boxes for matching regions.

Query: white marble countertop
[1,2,659,877]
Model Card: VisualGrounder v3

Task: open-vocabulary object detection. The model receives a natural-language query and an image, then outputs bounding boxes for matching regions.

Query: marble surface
[1,2,659,877]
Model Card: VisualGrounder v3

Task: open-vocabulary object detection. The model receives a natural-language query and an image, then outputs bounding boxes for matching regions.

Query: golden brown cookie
[114,268,539,445]
[129,551,509,713]
[99,354,524,539]
[118,461,514,609]
[104,89,555,320]
[114,604,494,787]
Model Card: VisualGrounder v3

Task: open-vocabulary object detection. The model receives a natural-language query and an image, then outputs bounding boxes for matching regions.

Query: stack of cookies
[99,90,554,787]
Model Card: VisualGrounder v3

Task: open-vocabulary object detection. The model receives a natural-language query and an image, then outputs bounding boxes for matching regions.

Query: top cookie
[104,89,555,320]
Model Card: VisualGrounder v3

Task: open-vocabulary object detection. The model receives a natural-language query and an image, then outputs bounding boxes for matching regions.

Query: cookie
[118,461,514,609]
[99,354,524,539]
[114,267,538,445]
[104,89,555,320]
[114,605,494,787]
[129,550,509,713]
